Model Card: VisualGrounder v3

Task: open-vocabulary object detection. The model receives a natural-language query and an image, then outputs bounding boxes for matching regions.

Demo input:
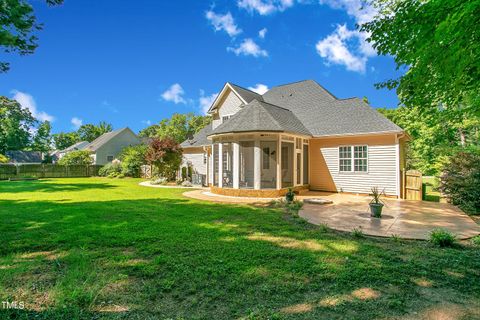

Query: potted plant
[369,187,386,218]
[285,188,295,203]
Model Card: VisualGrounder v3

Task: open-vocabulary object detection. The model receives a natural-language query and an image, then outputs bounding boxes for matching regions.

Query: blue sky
[0,0,402,134]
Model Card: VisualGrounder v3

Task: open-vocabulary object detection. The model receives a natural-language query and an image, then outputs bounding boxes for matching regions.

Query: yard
[0,178,479,319]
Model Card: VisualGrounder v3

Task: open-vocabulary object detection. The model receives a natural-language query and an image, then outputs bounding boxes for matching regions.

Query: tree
[53,132,81,150]
[0,0,63,73]
[58,150,93,166]
[0,96,36,153]
[139,113,211,143]
[31,120,52,152]
[361,0,480,110]
[145,138,182,180]
[77,121,112,142]
[120,144,148,177]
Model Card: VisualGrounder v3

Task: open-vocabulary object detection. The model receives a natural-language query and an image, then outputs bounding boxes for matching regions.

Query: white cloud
[227,38,268,57]
[319,0,377,25]
[315,24,375,73]
[206,10,242,37]
[258,28,268,39]
[71,117,83,129]
[161,83,186,104]
[199,90,219,115]
[248,84,269,94]
[11,90,54,122]
[237,0,295,15]
[142,120,152,126]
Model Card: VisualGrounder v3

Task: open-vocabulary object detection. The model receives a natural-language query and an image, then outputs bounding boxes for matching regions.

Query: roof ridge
[252,99,291,111]
[228,82,260,95]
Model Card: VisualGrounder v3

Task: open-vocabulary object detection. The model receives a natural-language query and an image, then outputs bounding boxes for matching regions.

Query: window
[339,146,368,172]
[107,155,114,162]
[203,153,207,164]
[339,146,352,172]
[222,115,231,123]
[354,146,368,172]
[262,147,270,169]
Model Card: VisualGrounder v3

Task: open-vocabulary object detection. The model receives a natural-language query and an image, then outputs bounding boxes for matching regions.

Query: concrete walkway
[183,190,480,240]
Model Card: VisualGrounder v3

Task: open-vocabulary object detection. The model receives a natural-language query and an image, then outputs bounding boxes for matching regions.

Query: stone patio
[183,190,480,240]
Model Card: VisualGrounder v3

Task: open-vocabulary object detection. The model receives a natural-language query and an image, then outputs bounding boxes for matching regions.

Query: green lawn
[0,178,479,319]
[423,176,441,202]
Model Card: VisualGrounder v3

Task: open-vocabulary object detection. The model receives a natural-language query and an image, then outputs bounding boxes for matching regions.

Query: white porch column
[233,142,239,189]
[254,139,261,190]
[300,143,304,185]
[293,139,298,186]
[218,143,223,188]
[276,136,282,190]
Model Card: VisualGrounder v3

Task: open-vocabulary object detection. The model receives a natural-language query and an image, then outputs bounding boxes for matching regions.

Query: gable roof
[180,125,212,148]
[5,150,43,163]
[209,99,311,137]
[207,82,263,114]
[262,80,403,136]
[60,141,89,153]
[83,127,137,152]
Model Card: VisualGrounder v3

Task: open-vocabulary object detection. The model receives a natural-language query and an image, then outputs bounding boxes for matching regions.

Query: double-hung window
[339,146,368,172]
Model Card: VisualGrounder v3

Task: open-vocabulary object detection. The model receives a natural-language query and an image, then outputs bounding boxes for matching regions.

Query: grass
[423,176,441,202]
[0,178,479,319]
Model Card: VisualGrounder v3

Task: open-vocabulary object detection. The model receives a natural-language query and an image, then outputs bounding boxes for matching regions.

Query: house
[51,141,89,162]
[5,150,44,164]
[82,127,141,165]
[180,80,408,197]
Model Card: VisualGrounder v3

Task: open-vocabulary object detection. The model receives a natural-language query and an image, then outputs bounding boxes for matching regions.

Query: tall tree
[0,96,36,153]
[145,138,183,180]
[139,113,211,143]
[31,120,52,152]
[0,0,63,72]
[77,121,113,142]
[53,132,81,150]
[361,0,480,110]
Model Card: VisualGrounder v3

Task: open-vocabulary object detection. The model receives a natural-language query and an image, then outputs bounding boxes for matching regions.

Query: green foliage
[145,138,183,181]
[139,113,211,143]
[362,0,480,110]
[53,132,81,150]
[0,96,36,153]
[285,188,295,203]
[0,154,9,163]
[77,121,112,142]
[0,0,63,73]
[471,236,480,246]
[429,229,456,247]
[119,144,147,177]
[352,227,365,238]
[439,150,480,214]
[150,177,168,185]
[98,162,122,178]
[57,150,93,166]
[31,121,52,152]
[269,199,303,216]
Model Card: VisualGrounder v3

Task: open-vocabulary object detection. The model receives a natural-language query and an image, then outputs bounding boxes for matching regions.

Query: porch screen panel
[281,142,294,188]
[213,143,218,186]
[260,141,277,189]
[239,141,254,189]
[222,143,233,187]
[303,144,309,184]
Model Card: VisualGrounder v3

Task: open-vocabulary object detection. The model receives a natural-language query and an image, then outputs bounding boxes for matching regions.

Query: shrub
[120,144,147,177]
[429,229,456,247]
[471,236,480,246]
[99,162,122,178]
[352,227,364,238]
[58,150,93,165]
[439,150,480,214]
[269,199,303,216]
[150,177,168,185]
[0,154,8,163]
[145,138,183,181]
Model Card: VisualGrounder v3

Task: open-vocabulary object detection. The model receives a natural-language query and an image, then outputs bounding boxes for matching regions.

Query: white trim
[207,83,248,114]
[253,139,261,190]
[313,131,404,139]
[218,143,223,188]
[233,142,239,189]
[338,145,369,174]
[395,134,401,198]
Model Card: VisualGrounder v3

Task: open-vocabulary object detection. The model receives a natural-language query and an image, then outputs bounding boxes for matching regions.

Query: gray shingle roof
[84,127,136,151]
[60,141,89,153]
[6,151,43,163]
[229,83,263,103]
[209,99,311,136]
[262,80,402,136]
[180,125,212,148]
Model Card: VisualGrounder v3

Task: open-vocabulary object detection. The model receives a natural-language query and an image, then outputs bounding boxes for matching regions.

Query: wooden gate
[403,170,422,200]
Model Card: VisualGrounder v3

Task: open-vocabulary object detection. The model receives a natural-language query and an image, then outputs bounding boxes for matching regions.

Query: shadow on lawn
[0,196,479,319]
[0,179,117,193]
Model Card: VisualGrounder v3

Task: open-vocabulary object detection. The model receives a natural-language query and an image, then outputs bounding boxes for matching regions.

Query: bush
[439,151,480,214]
[58,150,93,165]
[352,227,365,238]
[150,177,168,185]
[0,154,8,163]
[471,236,480,246]
[429,229,456,247]
[120,144,147,177]
[269,199,303,216]
[99,162,122,178]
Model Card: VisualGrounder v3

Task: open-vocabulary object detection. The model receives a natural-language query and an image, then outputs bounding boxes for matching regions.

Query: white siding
[94,129,141,165]
[310,135,399,196]
[182,152,206,175]
[212,89,243,129]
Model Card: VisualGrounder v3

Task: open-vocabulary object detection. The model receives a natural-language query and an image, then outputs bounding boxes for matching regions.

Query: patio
[183,190,480,240]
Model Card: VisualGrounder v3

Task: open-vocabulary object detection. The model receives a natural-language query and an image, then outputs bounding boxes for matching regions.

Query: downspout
[395,133,405,199]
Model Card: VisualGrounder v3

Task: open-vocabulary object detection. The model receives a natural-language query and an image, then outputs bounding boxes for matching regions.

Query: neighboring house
[51,141,89,162]
[5,151,44,164]
[82,127,141,165]
[180,80,408,197]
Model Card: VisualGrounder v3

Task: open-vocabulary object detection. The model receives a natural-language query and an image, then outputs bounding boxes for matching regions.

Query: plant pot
[369,203,384,218]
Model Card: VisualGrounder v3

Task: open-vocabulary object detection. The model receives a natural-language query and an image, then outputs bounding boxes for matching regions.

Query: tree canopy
[0,96,36,153]
[139,113,211,144]
[77,121,112,142]
[0,0,63,73]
